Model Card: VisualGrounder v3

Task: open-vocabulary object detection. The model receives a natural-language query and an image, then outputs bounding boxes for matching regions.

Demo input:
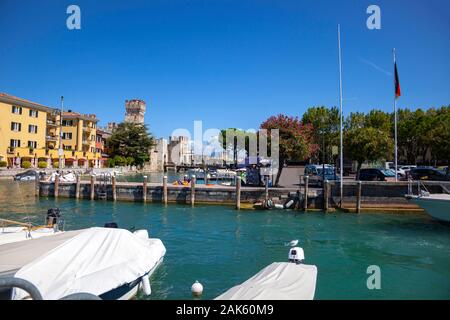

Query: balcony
[83,126,94,132]
[82,140,90,146]
[46,135,58,141]
[46,120,58,127]
[7,147,15,154]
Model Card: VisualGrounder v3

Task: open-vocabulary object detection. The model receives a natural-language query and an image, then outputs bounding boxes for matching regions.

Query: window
[91,147,95,153]
[10,139,20,148]
[28,125,38,134]
[28,141,37,149]
[64,145,72,150]
[11,122,21,132]
[11,106,22,114]
[62,120,74,126]
[62,133,73,140]
[29,110,38,118]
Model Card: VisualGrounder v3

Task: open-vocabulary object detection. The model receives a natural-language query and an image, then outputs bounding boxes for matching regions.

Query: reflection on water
[0,181,449,300]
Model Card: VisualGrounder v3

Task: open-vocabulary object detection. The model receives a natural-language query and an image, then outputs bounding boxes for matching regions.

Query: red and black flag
[394,62,401,98]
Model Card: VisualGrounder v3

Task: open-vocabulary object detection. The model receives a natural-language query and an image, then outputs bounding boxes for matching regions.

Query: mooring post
[324,179,329,212]
[163,175,168,205]
[143,175,148,203]
[264,176,269,203]
[191,175,196,206]
[205,169,209,185]
[54,174,59,198]
[90,175,95,200]
[303,175,309,212]
[75,173,81,199]
[112,174,117,201]
[356,181,362,213]
[34,171,40,197]
[236,176,241,210]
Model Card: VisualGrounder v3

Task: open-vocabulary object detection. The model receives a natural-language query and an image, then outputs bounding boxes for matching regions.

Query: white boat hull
[0,227,62,246]
[409,195,450,223]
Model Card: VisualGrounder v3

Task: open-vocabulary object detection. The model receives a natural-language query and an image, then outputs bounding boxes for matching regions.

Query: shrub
[126,156,135,166]
[52,161,59,169]
[113,155,127,166]
[106,158,115,168]
[21,161,32,169]
[38,161,47,169]
[0,161,7,168]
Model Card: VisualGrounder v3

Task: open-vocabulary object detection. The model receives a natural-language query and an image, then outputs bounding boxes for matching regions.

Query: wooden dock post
[90,175,95,200]
[356,181,362,213]
[191,176,196,206]
[143,175,148,202]
[112,175,117,201]
[163,175,168,205]
[75,173,81,199]
[34,172,40,197]
[324,179,329,212]
[236,176,241,210]
[54,174,59,198]
[303,175,309,212]
[264,176,269,203]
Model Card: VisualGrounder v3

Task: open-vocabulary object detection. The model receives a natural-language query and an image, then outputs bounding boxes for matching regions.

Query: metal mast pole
[393,49,398,182]
[338,24,344,205]
[59,96,64,170]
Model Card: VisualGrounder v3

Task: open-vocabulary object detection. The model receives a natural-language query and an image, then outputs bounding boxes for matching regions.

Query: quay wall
[38,180,450,211]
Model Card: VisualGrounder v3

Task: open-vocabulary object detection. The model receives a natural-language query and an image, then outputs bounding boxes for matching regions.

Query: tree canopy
[106,122,155,166]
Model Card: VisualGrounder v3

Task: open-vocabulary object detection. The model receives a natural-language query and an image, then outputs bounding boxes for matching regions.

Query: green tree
[107,122,155,166]
[302,106,339,164]
[345,127,393,179]
[219,128,257,166]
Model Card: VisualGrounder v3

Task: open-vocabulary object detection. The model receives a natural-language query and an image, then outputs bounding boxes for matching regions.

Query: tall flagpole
[393,49,398,182]
[338,24,344,205]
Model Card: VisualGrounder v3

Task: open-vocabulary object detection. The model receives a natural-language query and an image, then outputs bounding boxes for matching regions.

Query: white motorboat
[0,227,166,300]
[215,247,317,300]
[0,209,64,246]
[407,193,450,223]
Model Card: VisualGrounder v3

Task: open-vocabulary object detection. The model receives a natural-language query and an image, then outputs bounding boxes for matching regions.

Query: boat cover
[11,227,166,300]
[215,262,317,300]
[0,230,83,275]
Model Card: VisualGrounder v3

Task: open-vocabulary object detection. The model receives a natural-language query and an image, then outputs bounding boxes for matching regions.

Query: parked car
[13,170,45,181]
[398,165,416,176]
[304,164,339,187]
[358,168,396,182]
[410,167,450,181]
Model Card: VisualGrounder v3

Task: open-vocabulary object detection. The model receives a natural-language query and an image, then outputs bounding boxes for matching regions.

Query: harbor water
[1,181,449,300]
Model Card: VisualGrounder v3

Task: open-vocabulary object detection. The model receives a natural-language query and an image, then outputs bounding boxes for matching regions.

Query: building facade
[0,93,103,169]
[168,136,191,165]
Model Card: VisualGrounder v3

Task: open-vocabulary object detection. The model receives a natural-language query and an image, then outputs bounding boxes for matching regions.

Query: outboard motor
[288,247,305,265]
[46,208,61,227]
[104,222,118,228]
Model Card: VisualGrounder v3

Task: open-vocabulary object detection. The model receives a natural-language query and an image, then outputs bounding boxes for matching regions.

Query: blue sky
[1,0,449,138]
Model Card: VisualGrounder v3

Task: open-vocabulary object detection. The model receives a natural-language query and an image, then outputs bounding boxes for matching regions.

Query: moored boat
[407,193,450,223]
[0,227,166,300]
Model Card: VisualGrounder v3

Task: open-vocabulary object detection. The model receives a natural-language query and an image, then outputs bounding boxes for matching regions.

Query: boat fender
[266,199,274,208]
[274,204,284,210]
[284,200,294,209]
[141,275,151,296]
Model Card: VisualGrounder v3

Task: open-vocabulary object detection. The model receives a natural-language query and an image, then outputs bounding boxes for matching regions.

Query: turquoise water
[1,181,449,300]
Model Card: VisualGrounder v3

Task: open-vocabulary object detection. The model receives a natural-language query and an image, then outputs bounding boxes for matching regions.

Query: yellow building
[0,93,103,169]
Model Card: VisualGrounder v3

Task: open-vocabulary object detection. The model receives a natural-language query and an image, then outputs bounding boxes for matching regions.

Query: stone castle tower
[125,99,146,124]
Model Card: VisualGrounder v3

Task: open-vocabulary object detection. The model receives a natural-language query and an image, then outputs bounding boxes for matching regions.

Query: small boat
[215,247,317,300]
[0,209,63,246]
[406,193,450,223]
[0,227,166,300]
